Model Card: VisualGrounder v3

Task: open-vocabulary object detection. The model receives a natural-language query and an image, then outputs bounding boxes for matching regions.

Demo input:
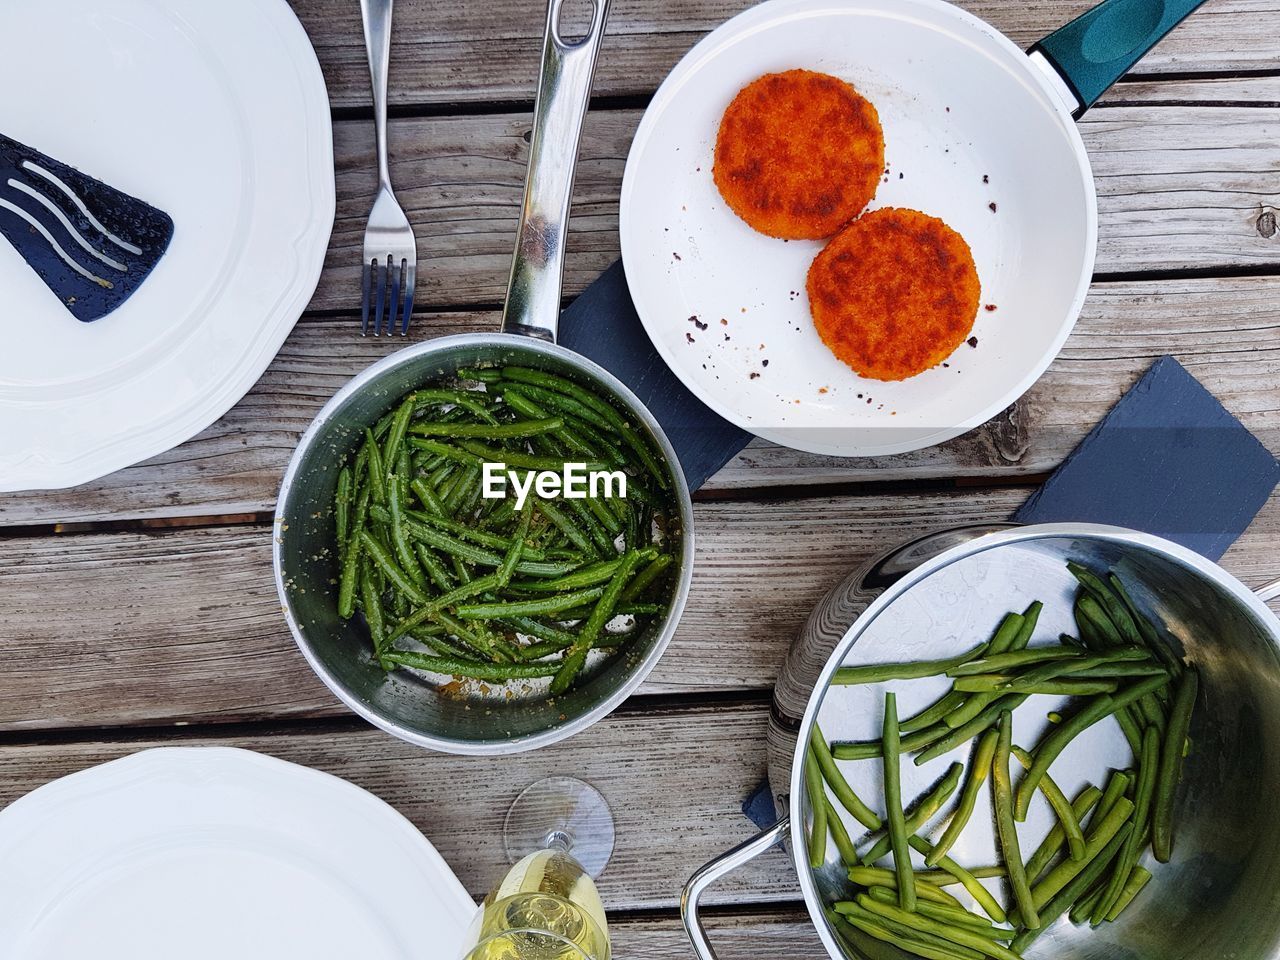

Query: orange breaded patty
[713,69,884,240]
[807,208,981,382]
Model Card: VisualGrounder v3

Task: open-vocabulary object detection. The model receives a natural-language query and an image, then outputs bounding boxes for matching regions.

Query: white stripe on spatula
[21,160,143,256]
[0,196,113,289]
[8,179,127,272]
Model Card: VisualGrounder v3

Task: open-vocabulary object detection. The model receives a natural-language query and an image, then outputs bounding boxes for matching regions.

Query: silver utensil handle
[1257,579,1280,603]
[681,817,790,960]
[500,0,611,343]
[360,0,394,189]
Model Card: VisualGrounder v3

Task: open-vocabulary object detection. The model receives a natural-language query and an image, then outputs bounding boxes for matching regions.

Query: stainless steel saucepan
[272,0,694,755]
[683,523,1280,959]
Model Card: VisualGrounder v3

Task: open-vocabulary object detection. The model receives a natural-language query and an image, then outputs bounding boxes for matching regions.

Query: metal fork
[359,0,416,336]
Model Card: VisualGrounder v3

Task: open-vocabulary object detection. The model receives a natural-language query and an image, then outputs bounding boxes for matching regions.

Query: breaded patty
[713,69,884,240]
[807,208,980,382]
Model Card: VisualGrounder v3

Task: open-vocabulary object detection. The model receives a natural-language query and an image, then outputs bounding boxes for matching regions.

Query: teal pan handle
[1031,0,1209,115]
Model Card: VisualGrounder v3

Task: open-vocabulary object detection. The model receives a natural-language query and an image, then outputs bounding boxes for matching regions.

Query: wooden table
[3,0,1279,955]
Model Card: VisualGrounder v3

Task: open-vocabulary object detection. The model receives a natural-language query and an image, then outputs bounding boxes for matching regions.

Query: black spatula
[0,133,174,322]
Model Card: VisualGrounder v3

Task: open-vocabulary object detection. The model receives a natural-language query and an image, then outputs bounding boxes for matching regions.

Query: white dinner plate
[0,0,335,491]
[619,0,1094,457]
[0,748,476,959]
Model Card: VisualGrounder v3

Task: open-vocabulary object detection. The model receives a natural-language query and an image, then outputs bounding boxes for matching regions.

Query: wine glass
[461,776,614,960]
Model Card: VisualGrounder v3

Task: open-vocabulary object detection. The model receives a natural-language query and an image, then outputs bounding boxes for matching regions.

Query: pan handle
[500,0,611,343]
[1030,0,1208,117]
[681,817,791,960]
[1257,579,1280,604]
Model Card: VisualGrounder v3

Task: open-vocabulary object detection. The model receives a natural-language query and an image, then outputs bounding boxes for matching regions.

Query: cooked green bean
[916,866,1006,887]
[1153,667,1198,862]
[1026,786,1103,882]
[1012,824,1132,953]
[902,691,969,734]
[861,762,963,865]
[335,467,352,546]
[947,647,1083,677]
[1009,600,1043,651]
[914,694,1029,766]
[619,553,673,604]
[358,530,429,605]
[833,643,987,685]
[363,428,387,505]
[833,908,984,960]
[551,549,646,694]
[863,888,1013,940]
[882,692,916,912]
[1031,797,1135,910]
[337,486,369,619]
[810,724,883,831]
[908,835,1007,923]
[383,396,415,484]
[825,795,859,867]
[1011,746,1084,855]
[1014,674,1169,819]
[1108,572,1182,677]
[846,867,962,908]
[1104,865,1152,922]
[953,676,1119,697]
[409,417,565,439]
[856,896,1024,960]
[928,729,997,866]
[383,650,562,680]
[455,587,606,620]
[1094,726,1159,922]
[806,749,829,869]
[1068,562,1141,645]
[993,713,1039,928]
[941,613,1025,731]
[832,722,949,761]
[360,565,388,667]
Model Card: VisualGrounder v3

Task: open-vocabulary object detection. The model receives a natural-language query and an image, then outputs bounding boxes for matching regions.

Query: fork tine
[386,258,402,338]
[399,261,415,336]
[360,261,373,336]
[372,257,388,337]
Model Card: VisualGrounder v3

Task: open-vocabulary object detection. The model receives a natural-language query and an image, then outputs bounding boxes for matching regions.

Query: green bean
[928,730,997,866]
[409,417,564,439]
[1093,724,1160,922]
[1014,674,1169,819]
[1104,865,1152,922]
[1068,561,1141,645]
[387,573,505,643]
[833,643,987,685]
[948,647,1083,677]
[1067,662,1167,679]
[825,795,859,867]
[1011,746,1084,855]
[403,522,576,576]
[338,486,370,619]
[360,565,388,667]
[512,558,625,593]
[584,495,623,536]
[832,722,949,761]
[496,500,533,589]
[618,554,673,604]
[806,749,829,869]
[503,616,578,646]
[396,508,547,558]
[881,692,916,912]
[833,909,984,960]
[1009,600,1043,651]
[1109,572,1182,677]
[861,762,963,865]
[388,475,428,592]
[914,694,1029,766]
[384,650,562,680]
[356,433,385,512]
[550,549,645,694]
[335,467,352,547]
[810,724,883,831]
[915,866,1006,887]
[502,367,623,424]
[953,676,1119,697]
[1153,667,1198,862]
[412,386,498,420]
[382,396,415,486]
[1025,786,1103,883]
[1031,797,1134,910]
[907,835,1007,923]
[409,477,447,516]
[458,438,609,472]
[455,586,605,620]
[1069,884,1107,925]
[562,495,614,556]
[1114,705,1144,755]
[992,713,1039,927]
[1075,593,1123,648]
[444,464,480,516]
[536,499,596,556]
[1011,824,1132,953]
[902,691,969,734]
[846,867,962,908]
[863,888,1013,940]
[456,367,502,383]
[358,529,429,605]
[856,896,1023,960]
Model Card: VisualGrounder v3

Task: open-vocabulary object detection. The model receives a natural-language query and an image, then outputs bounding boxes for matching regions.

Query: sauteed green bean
[332,367,681,693]
[805,562,1197,958]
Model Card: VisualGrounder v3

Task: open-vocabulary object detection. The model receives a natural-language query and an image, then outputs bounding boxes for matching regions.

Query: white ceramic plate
[0,747,476,959]
[619,0,1095,457]
[0,0,334,491]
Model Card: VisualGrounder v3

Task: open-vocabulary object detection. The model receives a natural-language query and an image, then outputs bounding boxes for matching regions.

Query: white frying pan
[620,0,1205,457]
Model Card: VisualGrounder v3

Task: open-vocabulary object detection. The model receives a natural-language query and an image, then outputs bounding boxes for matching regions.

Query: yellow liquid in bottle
[468,850,610,960]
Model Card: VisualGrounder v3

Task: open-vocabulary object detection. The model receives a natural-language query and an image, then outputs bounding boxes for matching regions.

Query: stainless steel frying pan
[683,523,1280,959]
[272,0,695,755]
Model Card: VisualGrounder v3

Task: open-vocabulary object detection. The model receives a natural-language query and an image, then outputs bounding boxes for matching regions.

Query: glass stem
[543,828,574,855]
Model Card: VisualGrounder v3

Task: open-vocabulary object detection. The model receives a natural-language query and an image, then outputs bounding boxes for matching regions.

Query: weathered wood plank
[4,275,1276,523]
[290,0,1280,109]
[612,907,826,959]
[308,102,1280,313]
[1,486,1276,731]
[0,702,797,911]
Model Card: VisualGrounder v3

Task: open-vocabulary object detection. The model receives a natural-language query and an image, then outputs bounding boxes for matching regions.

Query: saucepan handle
[1030,0,1208,116]
[681,817,790,960]
[500,0,611,343]
[1256,579,1280,604]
